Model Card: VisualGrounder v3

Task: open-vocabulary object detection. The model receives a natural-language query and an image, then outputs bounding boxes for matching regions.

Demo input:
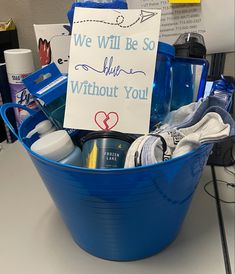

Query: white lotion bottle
[31,130,82,166]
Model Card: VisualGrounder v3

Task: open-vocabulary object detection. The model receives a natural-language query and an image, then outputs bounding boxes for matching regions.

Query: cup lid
[174,33,206,58]
[31,130,74,161]
[82,131,134,144]
[4,49,34,74]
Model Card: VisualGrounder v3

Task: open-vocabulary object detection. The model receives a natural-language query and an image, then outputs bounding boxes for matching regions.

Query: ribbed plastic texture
[15,110,213,261]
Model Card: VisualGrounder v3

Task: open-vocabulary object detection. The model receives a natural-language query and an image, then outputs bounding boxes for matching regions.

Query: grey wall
[1,1,234,118]
[0,0,72,67]
[0,0,234,74]
[224,53,235,76]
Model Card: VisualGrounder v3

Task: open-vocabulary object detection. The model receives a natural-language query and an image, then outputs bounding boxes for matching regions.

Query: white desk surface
[0,141,234,274]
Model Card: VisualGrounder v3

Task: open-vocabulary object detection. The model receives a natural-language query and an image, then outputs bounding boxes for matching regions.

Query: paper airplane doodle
[74,10,158,28]
[140,10,158,23]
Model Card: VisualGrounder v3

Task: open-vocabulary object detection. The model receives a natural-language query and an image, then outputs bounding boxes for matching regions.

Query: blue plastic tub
[1,103,213,261]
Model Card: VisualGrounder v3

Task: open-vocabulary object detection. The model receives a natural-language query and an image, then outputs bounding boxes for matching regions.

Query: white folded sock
[125,112,231,167]
[162,102,198,129]
[173,112,230,158]
[124,135,150,168]
[178,112,230,142]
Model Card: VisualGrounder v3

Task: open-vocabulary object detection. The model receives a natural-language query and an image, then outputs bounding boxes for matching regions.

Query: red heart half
[95,111,119,131]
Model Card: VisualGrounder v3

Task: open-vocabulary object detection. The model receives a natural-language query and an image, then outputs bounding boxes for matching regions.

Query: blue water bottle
[150,42,175,129]
[171,33,207,111]
[150,39,208,131]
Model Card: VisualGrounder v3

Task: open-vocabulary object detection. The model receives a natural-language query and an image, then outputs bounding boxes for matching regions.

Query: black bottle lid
[82,131,135,144]
[174,32,206,58]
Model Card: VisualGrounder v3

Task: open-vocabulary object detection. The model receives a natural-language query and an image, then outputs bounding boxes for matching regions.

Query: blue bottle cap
[158,42,175,57]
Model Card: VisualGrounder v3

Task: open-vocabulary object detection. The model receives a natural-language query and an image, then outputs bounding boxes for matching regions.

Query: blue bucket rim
[19,116,212,174]
[12,107,212,175]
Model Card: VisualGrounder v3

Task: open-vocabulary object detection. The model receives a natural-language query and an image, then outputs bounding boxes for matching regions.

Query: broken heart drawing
[95,111,119,130]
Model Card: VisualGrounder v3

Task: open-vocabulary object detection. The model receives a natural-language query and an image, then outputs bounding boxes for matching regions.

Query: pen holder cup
[1,103,213,261]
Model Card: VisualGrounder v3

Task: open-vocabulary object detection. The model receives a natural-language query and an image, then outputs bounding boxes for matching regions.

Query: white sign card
[64,8,161,134]
[34,24,71,73]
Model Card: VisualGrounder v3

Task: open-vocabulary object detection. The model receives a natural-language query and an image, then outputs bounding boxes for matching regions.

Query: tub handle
[0,103,37,139]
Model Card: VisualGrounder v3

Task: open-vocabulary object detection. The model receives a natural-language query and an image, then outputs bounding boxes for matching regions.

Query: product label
[8,73,38,126]
[98,148,125,169]
[84,141,128,169]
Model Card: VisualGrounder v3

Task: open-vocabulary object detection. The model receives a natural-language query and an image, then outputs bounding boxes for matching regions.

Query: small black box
[0,29,19,63]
